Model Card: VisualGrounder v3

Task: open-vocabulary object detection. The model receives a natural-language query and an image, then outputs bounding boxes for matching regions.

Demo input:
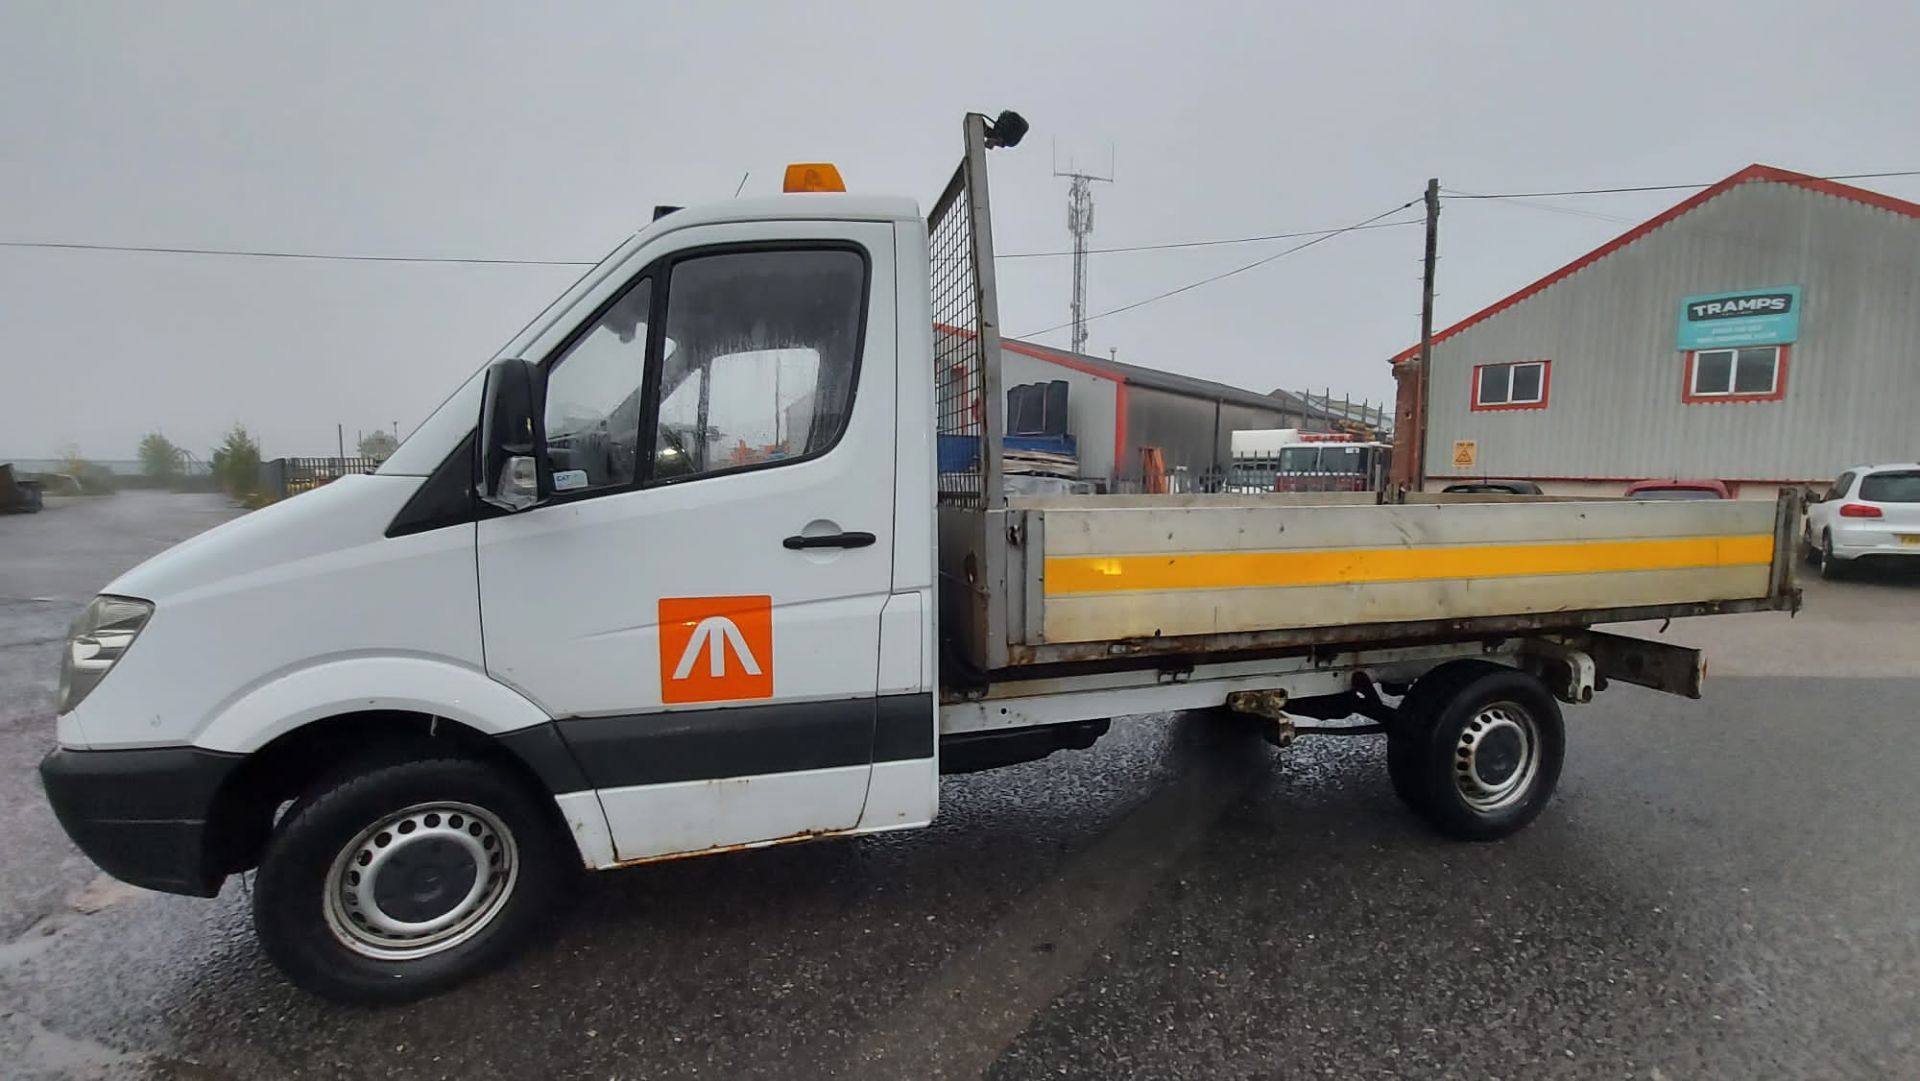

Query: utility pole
[336,424,345,460]
[1055,145,1113,357]
[1414,177,1441,491]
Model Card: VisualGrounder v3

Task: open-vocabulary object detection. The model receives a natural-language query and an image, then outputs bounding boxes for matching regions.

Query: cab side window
[1825,472,1854,502]
[648,248,866,483]
[543,279,651,494]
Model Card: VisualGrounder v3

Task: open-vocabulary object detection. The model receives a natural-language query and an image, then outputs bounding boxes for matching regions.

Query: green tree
[138,432,184,480]
[357,430,399,461]
[56,443,116,495]
[210,425,263,498]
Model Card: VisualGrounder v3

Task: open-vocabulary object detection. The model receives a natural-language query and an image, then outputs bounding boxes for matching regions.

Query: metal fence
[928,114,1006,509]
[258,457,381,500]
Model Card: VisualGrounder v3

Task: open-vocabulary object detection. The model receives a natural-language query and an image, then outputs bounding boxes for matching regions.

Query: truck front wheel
[1387,664,1564,841]
[252,752,575,1004]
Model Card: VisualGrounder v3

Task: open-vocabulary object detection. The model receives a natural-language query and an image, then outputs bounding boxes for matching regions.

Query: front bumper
[39,745,244,897]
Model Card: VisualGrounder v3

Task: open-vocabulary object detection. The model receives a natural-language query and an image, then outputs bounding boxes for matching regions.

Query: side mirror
[477,358,548,511]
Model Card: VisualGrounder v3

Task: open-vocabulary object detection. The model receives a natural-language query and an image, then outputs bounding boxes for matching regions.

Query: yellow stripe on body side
[1045,535,1775,596]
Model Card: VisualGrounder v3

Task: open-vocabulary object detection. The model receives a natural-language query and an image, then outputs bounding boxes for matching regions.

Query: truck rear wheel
[252,752,575,1004]
[1387,663,1564,840]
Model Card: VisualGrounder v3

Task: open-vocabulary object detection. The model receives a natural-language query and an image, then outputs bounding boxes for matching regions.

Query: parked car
[1625,479,1731,501]
[1441,480,1543,496]
[0,463,45,514]
[1803,463,1920,579]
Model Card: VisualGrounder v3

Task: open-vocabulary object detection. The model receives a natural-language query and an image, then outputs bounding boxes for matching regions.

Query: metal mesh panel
[929,163,987,507]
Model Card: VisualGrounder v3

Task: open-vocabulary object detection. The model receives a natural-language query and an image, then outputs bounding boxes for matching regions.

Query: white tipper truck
[40,113,1800,1003]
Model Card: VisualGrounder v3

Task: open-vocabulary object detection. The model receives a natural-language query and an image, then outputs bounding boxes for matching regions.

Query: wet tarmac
[4,492,1918,1079]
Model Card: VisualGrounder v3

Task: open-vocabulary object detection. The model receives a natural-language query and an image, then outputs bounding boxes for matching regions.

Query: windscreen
[1860,471,1920,503]
[1279,447,1320,472]
[1318,445,1370,476]
[1630,487,1721,501]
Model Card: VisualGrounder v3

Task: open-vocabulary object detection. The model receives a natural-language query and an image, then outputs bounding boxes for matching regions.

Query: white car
[1804,463,1920,578]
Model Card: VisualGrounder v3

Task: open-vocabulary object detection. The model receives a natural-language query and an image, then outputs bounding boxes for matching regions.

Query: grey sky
[4,0,1917,460]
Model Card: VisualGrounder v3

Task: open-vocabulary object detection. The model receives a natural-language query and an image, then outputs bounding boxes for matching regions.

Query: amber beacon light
[782,163,846,193]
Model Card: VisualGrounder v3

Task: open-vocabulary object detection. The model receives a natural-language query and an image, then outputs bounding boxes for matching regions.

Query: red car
[1624,479,1732,501]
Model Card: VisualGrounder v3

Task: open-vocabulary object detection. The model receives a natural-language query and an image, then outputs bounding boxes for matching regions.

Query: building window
[1684,345,1787,403]
[1471,360,1550,411]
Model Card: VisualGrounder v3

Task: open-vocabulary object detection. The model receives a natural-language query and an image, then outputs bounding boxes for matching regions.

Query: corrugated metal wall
[1426,180,1920,485]
[1125,386,1222,481]
[1126,387,1306,484]
[1000,348,1308,487]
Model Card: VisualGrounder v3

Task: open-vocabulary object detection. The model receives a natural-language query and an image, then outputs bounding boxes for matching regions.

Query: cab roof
[636,194,922,243]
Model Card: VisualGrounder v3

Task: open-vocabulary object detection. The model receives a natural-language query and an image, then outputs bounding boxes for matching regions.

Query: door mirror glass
[477,357,548,511]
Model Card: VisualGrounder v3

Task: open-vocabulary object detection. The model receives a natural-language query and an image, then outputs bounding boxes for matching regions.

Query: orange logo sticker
[658,595,773,704]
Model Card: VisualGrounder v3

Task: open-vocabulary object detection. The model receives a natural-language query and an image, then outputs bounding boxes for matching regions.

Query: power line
[1445,169,1920,200]
[997,218,1420,258]
[1015,197,1421,340]
[2,219,1427,267]
[9,169,1917,266]
[0,238,596,267]
[1442,188,1634,224]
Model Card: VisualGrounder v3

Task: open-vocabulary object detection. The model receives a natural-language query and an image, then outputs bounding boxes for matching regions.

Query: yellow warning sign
[1451,440,1478,469]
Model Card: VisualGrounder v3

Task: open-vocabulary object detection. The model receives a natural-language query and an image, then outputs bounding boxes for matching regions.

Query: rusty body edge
[974,593,1793,687]
[1768,487,1805,615]
[608,826,855,870]
[1557,628,1710,700]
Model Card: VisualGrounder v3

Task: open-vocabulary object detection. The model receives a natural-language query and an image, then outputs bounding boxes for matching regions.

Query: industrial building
[1390,166,1920,498]
[997,337,1336,491]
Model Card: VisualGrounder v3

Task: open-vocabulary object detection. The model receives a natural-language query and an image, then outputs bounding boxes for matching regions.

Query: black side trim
[874,692,936,761]
[39,746,244,898]
[938,719,1110,775]
[496,724,592,795]
[385,427,483,537]
[556,692,934,789]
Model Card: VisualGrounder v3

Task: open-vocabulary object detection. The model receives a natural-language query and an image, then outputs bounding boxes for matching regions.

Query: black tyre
[1818,531,1848,581]
[252,753,575,1004]
[1387,661,1500,816]
[1387,663,1564,841]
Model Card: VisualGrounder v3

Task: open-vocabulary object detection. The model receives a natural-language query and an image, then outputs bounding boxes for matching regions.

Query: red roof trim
[933,322,1126,384]
[1001,338,1126,383]
[1388,165,1920,364]
[1424,474,1823,486]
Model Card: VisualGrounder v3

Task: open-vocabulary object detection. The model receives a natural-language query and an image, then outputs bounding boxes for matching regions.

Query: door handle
[783,531,876,550]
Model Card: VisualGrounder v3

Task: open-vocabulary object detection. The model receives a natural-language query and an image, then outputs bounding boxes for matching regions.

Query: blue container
[1002,433,1078,458]
[937,434,981,473]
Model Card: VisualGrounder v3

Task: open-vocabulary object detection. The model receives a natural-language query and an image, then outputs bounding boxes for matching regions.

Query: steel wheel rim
[1453,703,1541,813]
[322,801,519,961]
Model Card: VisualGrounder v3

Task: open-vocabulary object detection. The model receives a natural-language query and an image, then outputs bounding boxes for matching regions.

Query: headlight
[56,596,153,714]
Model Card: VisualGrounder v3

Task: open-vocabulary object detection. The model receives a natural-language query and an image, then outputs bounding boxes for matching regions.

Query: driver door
[476,221,898,862]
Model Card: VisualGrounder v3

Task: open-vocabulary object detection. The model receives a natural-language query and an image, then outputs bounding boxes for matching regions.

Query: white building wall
[1001,350,1119,483]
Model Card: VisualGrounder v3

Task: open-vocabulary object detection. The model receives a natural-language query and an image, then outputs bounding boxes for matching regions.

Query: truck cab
[1227,429,1390,493]
[42,190,948,1002]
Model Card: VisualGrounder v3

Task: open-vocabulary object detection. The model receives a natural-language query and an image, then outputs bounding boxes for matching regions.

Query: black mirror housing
[477,358,549,511]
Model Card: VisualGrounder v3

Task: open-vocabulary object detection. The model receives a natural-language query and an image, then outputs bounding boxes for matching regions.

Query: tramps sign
[1676,286,1802,350]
